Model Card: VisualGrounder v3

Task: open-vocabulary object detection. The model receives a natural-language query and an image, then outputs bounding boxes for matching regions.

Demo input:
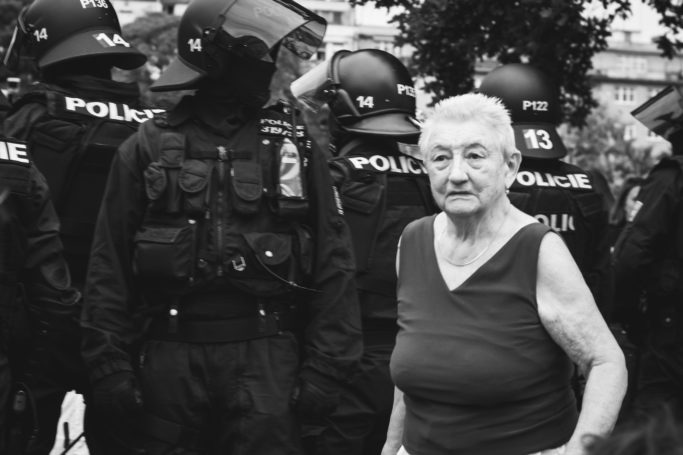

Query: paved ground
[50,392,88,455]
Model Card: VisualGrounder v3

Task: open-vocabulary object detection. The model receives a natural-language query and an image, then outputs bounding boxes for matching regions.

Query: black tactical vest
[12,90,161,284]
[329,140,438,320]
[509,159,606,276]
[0,138,32,315]
[134,103,315,300]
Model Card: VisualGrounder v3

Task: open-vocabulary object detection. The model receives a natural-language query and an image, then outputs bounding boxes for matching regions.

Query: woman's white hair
[419,93,517,160]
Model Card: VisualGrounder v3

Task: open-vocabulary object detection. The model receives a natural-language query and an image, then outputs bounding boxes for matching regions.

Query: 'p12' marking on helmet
[80,0,109,8]
[347,155,427,175]
[522,100,548,111]
[0,140,30,166]
[397,84,416,97]
[94,33,130,48]
[522,129,553,150]
[62,96,164,124]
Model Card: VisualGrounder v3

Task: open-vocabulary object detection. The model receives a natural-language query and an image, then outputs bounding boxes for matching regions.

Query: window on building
[623,124,637,141]
[618,56,648,76]
[615,86,636,104]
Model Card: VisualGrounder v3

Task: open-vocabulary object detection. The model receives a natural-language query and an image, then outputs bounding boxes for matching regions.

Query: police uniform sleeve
[612,166,681,322]
[20,166,79,317]
[303,140,362,382]
[81,132,148,383]
[3,101,48,141]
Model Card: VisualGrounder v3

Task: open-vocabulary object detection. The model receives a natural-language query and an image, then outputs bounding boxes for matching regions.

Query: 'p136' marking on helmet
[80,0,109,8]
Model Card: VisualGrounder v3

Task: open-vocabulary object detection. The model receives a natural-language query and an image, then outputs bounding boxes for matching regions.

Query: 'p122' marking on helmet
[522,100,548,111]
[80,0,109,8]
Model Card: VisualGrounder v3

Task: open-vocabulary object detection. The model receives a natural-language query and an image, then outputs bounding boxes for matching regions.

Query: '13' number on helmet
[94,33,130,48]
[522,129,553,150]
[34,28,48,41]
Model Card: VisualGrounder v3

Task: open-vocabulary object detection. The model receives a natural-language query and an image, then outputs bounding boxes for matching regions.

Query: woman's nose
[447,157,468,183]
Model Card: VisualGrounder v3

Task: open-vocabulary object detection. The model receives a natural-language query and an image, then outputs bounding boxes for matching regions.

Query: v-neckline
[431,219,536,293]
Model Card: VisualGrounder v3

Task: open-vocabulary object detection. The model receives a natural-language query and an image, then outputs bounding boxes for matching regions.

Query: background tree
[0,0,34,83]
[352,0,683,126]
[118,12,182,108]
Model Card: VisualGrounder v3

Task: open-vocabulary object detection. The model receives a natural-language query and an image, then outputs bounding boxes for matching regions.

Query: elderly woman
[384,94,627,455]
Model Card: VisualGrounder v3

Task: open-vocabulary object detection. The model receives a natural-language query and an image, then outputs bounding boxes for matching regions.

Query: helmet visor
[290,50,350,112]
[220,0,326,60]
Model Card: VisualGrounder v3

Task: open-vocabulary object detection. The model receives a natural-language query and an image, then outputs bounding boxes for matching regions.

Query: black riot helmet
[3,0,146,72]
[291,49,420,138]
[478,63,567,159]
[151,0,326,92]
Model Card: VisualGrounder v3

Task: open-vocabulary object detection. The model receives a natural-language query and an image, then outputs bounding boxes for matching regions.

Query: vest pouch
[158,133,186,214]
[339,179,385,271]
[133,222,197,284]
[230,161,262,215]
[227,232,297,297]
[179,160,211,215]
[144,162,167,212]
[275,138,308,218]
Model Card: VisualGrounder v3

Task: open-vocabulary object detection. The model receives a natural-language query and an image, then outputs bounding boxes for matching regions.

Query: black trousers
[303,330,395,455]
[134,332,302,455]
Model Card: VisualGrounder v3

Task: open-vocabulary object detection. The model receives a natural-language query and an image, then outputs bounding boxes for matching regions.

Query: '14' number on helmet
[94,33,130,48]
[522,129,553,150]
[188,38,202,52]
[356,96,374,109]
[34,28,48,41]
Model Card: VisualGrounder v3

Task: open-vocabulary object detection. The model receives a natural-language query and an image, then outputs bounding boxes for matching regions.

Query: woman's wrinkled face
[423,119,517,217]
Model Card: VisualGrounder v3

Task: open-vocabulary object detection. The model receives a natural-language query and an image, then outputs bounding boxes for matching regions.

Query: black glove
[291,368,341,419]
[92,371,144,417]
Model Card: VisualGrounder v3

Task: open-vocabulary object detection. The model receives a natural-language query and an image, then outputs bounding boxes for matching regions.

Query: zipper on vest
[216,146,228,277]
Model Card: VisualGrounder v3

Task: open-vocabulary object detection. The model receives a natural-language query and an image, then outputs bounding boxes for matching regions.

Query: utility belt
[147,310,302,343]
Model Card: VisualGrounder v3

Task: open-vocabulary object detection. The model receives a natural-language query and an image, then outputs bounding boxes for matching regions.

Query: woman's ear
[505,148,522,188]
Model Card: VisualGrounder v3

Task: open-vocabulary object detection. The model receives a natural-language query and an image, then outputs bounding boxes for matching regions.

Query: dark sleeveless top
[390,216,578,455]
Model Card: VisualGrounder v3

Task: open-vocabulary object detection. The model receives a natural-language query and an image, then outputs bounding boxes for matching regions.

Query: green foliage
[351,0,683,126]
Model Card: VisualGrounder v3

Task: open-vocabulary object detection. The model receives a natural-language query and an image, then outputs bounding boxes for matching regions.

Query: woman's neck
[444,198,511,243]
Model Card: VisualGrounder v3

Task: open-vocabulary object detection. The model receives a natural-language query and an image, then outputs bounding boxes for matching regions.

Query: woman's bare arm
[536,233,627,455]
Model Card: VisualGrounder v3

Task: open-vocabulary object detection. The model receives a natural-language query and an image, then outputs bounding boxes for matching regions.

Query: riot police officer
[2,0,148,452]
[479,63,610,314]
[292,48,437,455]
[0,138,78,453]
[81,0,361,453]
[613,88,683,419]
